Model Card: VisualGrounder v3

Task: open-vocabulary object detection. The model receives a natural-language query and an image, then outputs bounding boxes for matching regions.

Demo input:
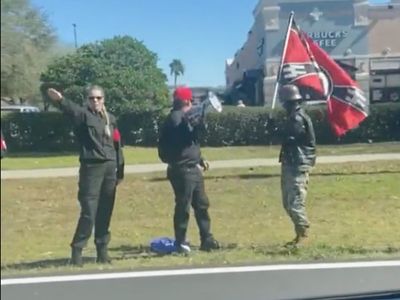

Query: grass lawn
[1,142,400,170]
[1,160,400,276]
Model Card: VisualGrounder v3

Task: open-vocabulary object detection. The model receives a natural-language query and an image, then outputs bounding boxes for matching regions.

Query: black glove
[199,158,210,171]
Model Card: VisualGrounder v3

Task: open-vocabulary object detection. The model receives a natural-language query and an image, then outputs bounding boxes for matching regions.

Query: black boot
[70,247,83,267]
[96,244,112,264]
[200,237,220,252]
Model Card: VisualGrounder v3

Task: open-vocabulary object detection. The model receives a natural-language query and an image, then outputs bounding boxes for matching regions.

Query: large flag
[277,14,369,137]
[279,20,325,101]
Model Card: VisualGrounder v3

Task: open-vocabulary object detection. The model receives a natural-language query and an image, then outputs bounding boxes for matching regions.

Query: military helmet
[279,84,302,102]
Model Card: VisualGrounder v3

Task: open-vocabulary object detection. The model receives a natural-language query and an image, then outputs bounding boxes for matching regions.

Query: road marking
[2,260,400,286]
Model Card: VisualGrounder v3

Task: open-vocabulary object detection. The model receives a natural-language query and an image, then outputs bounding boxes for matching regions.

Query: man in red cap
[158,86,220,253]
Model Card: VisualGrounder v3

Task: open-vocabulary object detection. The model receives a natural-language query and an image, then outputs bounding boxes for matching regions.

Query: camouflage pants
[281,164,311,234]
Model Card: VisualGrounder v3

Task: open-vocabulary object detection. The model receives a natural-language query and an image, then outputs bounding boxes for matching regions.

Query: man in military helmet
[278,84,316,248]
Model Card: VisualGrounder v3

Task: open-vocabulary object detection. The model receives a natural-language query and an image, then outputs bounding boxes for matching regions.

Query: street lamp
[73,23,78,49]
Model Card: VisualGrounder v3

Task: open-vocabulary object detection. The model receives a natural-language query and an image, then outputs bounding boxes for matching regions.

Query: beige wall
[368,19,400,55]
[226,13,266,87]
[367,2,400,55]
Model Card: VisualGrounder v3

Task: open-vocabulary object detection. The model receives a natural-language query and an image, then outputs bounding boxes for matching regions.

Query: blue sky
[32,0,390,87]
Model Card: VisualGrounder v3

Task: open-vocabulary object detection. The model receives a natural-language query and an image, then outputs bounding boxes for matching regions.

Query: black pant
[71,160,117,249]
[167,165,212,244]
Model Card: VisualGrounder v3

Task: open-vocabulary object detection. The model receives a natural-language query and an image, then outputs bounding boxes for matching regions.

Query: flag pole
[270,11,295,111]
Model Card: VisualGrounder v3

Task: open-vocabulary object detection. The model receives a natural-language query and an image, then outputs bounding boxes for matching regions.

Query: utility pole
[73,23,78,49]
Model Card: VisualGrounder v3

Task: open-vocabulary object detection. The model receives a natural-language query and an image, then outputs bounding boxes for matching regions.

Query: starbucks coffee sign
[307,30,349,48]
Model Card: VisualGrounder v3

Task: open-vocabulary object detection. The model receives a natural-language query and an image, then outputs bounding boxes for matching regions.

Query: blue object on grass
[150,237,177,254]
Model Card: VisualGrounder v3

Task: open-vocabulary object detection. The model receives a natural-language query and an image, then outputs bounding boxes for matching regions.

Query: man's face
[282,100,294,112]
[88,89,105,113]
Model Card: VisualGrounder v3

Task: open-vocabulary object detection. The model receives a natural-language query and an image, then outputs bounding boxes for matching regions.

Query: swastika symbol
[282,64,307,80]
[345,88,367,108]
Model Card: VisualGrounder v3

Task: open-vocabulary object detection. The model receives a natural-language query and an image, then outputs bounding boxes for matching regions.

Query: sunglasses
[88,96,103,101]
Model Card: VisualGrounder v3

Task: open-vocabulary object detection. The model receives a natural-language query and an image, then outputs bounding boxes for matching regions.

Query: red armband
[1,137,6,150]
[113,128,121,142]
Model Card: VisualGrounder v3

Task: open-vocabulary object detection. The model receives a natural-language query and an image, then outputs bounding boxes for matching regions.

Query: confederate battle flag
[277,14,369,137]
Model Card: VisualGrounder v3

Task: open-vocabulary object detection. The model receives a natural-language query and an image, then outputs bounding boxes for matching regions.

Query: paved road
[2,261,400,300]
[2,153,400,179]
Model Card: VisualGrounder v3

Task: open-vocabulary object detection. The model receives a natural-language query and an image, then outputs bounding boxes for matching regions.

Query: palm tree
[169,59,185,87]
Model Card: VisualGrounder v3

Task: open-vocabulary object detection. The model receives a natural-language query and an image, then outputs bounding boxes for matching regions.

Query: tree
[41,36,169,115]
[169,59,185,87]
[1,0,57,101]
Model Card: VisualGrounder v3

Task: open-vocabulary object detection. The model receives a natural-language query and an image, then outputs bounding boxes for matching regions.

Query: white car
[1,105,40,113]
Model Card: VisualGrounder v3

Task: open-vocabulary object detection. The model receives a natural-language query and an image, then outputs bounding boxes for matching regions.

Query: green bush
[40,36,169,115]
[117,109,166,147]
[339,103,400,143]
[203,103,400,145]
[1,112,77,152]
[1,103,399,152]
[203,109,284,146]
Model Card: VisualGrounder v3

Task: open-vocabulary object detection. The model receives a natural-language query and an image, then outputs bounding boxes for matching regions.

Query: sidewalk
[1,153,399,180]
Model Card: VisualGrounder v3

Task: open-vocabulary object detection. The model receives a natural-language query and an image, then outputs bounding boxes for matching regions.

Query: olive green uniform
[279,105,316,236]
[58,98,124,251]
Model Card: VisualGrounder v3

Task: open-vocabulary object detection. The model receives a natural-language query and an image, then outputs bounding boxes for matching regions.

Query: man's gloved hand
[283,136,296,146]
[267,115,279,133]
[199,159,210,171]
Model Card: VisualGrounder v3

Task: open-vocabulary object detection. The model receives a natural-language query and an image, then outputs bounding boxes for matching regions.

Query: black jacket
[58,98,125,179]
[158,109,203,167]
[279,106,316,168]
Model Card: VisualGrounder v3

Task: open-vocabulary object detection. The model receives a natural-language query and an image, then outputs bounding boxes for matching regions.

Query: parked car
[1,105,40,113]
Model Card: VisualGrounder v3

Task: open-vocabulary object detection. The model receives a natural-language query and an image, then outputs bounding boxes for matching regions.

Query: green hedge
[1,103,399,152]
[199,103,400,145]
[1,112,78,152]
[117,109,165,146]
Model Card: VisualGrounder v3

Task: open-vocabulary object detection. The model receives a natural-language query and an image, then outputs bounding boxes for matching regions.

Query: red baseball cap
[173,86,193,102]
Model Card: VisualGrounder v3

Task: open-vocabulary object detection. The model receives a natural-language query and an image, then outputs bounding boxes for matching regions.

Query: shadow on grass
[252,244,400,258]
[0,245,155,271]
[1,243,241,272]
[2,244,399,272]
[2,258,75,271]
[108,244,159,260]
[109,243,239,259]
[148,169,400,182]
